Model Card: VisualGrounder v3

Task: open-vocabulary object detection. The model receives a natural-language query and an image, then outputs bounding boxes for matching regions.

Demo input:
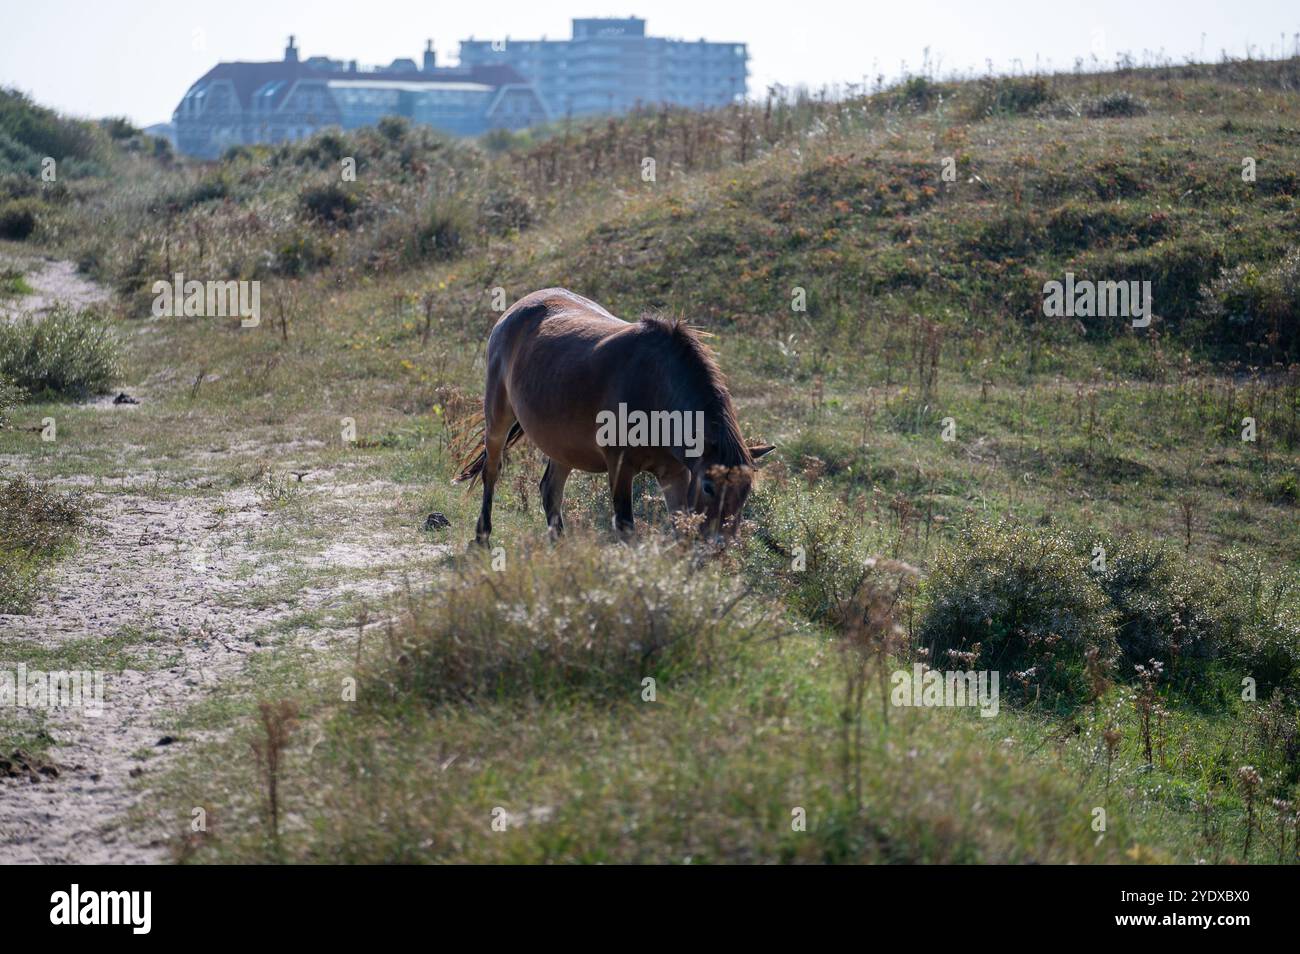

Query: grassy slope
[2,60,1298,862]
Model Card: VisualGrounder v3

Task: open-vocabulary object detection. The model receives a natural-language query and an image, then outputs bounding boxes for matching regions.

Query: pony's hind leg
[539,458,572,537]
[475,385,516,547]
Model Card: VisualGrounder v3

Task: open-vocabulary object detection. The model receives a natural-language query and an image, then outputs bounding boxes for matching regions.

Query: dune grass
[2,56,1298,863]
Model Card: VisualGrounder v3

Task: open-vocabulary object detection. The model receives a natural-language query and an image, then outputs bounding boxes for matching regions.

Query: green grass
[4,55,1299,864]
[151,532,1296,864]
[0,626,178,673]
[0,266,33,296]
[164,636,1146,863]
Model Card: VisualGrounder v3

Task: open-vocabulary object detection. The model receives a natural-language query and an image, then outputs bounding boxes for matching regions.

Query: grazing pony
[456,288,773,543]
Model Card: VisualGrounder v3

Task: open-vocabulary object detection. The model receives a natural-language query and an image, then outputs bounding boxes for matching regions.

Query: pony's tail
[452,421,525,486]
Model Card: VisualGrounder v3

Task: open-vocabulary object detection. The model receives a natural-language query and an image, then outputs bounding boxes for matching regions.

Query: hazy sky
[3,1,1298,126]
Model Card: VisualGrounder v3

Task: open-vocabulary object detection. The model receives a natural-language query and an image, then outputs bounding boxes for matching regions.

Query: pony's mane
[638,315,752,467]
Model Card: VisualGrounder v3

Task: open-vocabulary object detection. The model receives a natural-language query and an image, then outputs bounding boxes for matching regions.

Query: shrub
[480,127,533,154]
[0,172,38,201]
[296,128,350,166]
[298,181,359,227]
[410,194,476,262]
[0,306,121,398]
[1043,200,1167,253]
[1196,247,1300,361]
[150,135,174,162]
[0,476,83,555]
[272,229,335,276]
[1079,234,1225,332]
[478,179,534,234]
[966,76,1055,120]
[221,144,256,163]
[0,87,103,173]
[1216,552,1300,693]
[967,209,1044,260]
[100,117,139,141]
[377,115,409,143]
[0,476,85,613]
[1083,91,1149,118]
[744,483,891,626]
[0,197,39,239]
[372,537,768,706]
[169,173,230,211]
[890,76,941,112]
[1231,618,1300,696]
[918,522,1119,707]
[1091,539,1228,681]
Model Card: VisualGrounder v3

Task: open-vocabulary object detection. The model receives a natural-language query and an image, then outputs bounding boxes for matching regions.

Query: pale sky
[2,0,1297,126]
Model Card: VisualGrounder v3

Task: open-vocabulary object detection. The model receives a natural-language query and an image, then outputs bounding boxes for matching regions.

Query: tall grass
[368,535,775,707]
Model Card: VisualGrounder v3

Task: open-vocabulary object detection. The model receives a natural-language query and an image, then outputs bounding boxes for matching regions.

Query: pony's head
[640,315,774,539]
[691,444,775,538]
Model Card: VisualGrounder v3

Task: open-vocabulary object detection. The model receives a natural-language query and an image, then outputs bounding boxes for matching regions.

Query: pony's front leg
[658,467,693,526]
[606,451,636,541]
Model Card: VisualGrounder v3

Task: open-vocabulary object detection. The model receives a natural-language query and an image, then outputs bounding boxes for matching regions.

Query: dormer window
[254,81,285,111]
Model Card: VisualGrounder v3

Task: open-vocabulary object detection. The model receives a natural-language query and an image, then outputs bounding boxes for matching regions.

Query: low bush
[1216,552,1300,694]
[272,229,335,276]
[168,172,231,211]
[966,76,1056,120]
[298,181,360,227]
[478,178,535,234]
[1083,91,1149,118]
[0,306,121,398]
[1075,234,1225,332]
[918,522,1119,707]
[0,197,39,239]
[1091,538,1229,682]
[1196,247,1300,362]
[0,87,103,175]
[889,76,942,113]
[744,482,890,626]
[417,194,476,261]
[921,528,1300,707]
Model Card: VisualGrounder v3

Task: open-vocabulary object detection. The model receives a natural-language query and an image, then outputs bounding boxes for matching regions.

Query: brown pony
[456,288,773,544]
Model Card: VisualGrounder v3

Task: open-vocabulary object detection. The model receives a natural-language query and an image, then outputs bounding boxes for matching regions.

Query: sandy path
[0,258,448,863]
[0,483,446,864]
[1,255,109,322]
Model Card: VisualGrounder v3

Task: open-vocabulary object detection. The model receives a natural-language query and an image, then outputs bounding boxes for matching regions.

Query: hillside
[1,58,1298,863]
